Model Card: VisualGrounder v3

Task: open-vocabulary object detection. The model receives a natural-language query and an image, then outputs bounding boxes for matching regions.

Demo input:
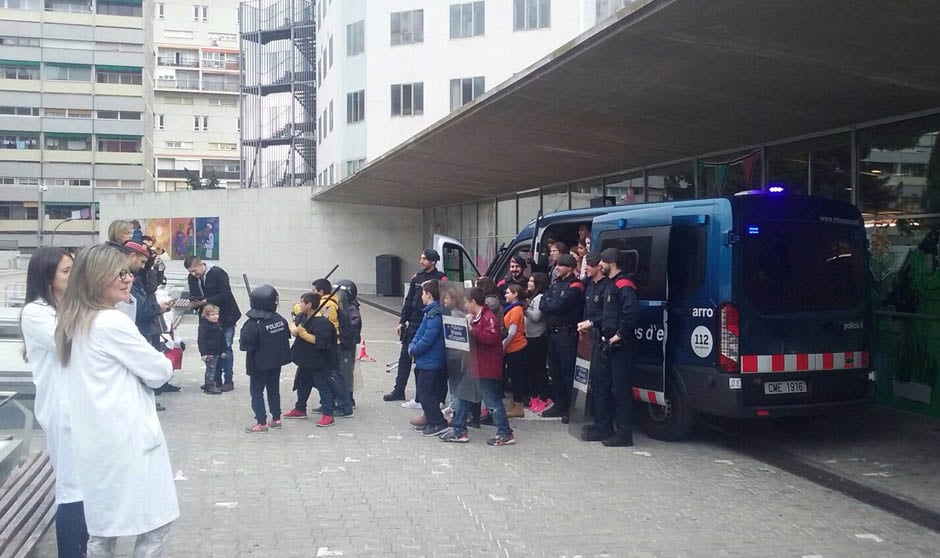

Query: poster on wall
[170,217,196,260]
[195,217,220,260]
[146,218,172,258]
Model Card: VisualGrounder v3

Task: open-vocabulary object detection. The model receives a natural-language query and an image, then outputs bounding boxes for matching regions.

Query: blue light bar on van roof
[768,186,785,193]
[747,225,760,235]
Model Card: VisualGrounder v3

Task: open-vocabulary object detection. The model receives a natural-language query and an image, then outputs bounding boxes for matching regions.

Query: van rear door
[731,195,871,406]
[594,218,671,405]
[433,234,480,285]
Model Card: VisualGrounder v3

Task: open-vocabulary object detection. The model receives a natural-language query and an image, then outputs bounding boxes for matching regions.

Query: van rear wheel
[636,376,694,441]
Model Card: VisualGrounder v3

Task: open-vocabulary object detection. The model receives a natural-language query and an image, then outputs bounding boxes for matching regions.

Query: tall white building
[152,0,241,191]
[313,0,627,188]
[0,0,152,250]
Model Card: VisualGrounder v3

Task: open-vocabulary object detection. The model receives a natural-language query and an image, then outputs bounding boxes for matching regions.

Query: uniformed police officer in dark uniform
[539,253,585,422]
[589,247,640,446]
[383,248,448,402]
[576,251,608,432]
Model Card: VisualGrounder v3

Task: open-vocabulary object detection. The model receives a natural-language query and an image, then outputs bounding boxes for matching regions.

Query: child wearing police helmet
[239,284,291,433]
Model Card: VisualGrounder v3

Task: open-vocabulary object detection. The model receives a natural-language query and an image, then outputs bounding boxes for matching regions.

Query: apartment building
[0,0,152,250]
[153,0,241,191]
[313,0,629,189]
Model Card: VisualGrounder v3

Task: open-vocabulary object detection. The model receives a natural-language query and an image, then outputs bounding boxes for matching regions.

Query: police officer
[496,255,528,302]
[591,247,640,446]
[576,251,608,432]
[383,248,447,402]
[539,253,585,422]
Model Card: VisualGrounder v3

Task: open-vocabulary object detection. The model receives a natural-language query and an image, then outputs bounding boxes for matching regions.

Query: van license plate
[764,381,807,395]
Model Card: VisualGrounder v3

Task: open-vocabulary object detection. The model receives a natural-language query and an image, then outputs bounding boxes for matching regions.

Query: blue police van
[435,191,874,440]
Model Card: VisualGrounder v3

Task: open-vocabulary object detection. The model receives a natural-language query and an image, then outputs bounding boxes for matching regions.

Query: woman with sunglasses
[21,247,87,557]
[54,244,179,557]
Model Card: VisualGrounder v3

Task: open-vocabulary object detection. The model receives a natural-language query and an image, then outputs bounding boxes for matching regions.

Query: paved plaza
[19,284,940,557]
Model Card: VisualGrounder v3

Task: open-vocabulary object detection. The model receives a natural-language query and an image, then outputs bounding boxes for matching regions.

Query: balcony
[157,57,200,69]
[201,59,240,72]
[156,79,239,94]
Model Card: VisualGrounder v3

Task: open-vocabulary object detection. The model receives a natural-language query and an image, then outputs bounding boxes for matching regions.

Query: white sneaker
[401,399,422,409]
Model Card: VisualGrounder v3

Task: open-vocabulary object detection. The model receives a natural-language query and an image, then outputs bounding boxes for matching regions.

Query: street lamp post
[51,217,74,248]
[37,185,48,248]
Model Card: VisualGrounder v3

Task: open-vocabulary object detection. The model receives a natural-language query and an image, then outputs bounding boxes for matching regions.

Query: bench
[0,452,55,558]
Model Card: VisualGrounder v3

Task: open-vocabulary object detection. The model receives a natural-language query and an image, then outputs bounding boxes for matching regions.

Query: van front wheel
[636,376,695,441]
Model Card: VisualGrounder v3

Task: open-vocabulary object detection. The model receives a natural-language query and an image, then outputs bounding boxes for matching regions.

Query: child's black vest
[291,314,337,370]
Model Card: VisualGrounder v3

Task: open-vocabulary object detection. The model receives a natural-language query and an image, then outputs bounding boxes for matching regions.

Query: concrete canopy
[313,0,940,209]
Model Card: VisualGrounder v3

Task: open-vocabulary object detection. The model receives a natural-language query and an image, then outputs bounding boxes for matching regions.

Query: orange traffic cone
[356,340,376,362]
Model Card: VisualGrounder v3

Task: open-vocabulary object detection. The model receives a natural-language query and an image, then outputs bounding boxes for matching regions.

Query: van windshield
[742,222,866,314]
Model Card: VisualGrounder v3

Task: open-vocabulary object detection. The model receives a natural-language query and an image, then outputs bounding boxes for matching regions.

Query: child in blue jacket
[409,279,447,437]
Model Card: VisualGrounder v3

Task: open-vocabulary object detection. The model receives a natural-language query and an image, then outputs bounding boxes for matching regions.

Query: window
[1,63,40,80]
[450,2,485,38]
[209,142,236,151]
[164,96,194,105]
[164,141,193,149]
[0,106,39,116]
[45,64,92,81]
[328,100,333,131]
[0,133,40,150]
[390,10,424,45]
[97,136,141,152]
[96,68,142,85]
[0,36,40,47]
[596,0,630,22]
[390,82,424,117]
[193,5,207,21]
[66,109,91,118]
[667,226,706,300]
[346,20,364,56]
[329,164,334,185]
[44,108,66,117]
[45,134,91,151]
[156,114,165,129]
[202,160,239,174]
[596,227,669,300]
[208,97,237,107]
[328,34,333,67]
[156,2,164,18]
[235,117,240,133]
[193,115,208,131]
[44,0,91,14]
[0,0,41,10]
[345,158,365,177]
[513,0,550,30]
[97,110,141,120]
[449,76,485,111]
[96,0,142,17]
[346,90,364,123]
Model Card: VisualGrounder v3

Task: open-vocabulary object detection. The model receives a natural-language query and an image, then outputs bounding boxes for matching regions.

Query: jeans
[332,365,354,414]
[204,355,220,389]
[87,521,172,558]
[547,330,577,411]
[338,346,356,397]
[416,368,447,427]
[450,398,471,436]
[217,325,235,385]
[56,501,88,558]
[505,349,528,403]
[393,324,419,397]
[249,369,281,425]
[479,379,512,437]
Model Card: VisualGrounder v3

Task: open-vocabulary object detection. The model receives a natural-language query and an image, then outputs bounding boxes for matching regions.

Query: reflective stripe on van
[740,351,869,374]
[632,388,666,404]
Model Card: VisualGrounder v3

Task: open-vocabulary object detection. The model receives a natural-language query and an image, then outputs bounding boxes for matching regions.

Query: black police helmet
[249,284,278,312]
[336,279,358,302]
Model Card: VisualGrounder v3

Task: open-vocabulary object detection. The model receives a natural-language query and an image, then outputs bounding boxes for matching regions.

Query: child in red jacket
[442,287,515,445]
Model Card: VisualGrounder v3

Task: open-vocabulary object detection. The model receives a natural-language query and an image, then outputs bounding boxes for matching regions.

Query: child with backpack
[289,292,340,427]
[239,285,291,433]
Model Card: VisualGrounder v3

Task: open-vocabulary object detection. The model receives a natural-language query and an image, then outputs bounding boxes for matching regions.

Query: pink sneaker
[539,398,553,413]
[317,415,335,428]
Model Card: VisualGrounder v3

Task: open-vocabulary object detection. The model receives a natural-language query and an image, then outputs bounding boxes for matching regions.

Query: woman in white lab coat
[54,243,179,558]
[21,247,87,558]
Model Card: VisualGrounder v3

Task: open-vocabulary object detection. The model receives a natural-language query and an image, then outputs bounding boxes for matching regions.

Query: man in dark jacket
[539,253,585,422]
[186,255,242,391]
[383,248,447,402]
[239,284,291,433]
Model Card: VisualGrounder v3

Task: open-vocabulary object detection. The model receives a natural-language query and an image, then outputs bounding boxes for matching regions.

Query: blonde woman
[55,244,178,557]
[107,219,133,244]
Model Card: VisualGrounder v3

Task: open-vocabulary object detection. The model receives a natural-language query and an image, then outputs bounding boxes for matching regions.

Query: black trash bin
[375,254,402,296]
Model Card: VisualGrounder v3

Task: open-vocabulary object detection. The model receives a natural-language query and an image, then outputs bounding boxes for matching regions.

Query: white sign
[690,325,713,358]
[442,315,470,352]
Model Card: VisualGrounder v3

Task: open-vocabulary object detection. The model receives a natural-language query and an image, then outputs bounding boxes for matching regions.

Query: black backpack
[337,296,363,350]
